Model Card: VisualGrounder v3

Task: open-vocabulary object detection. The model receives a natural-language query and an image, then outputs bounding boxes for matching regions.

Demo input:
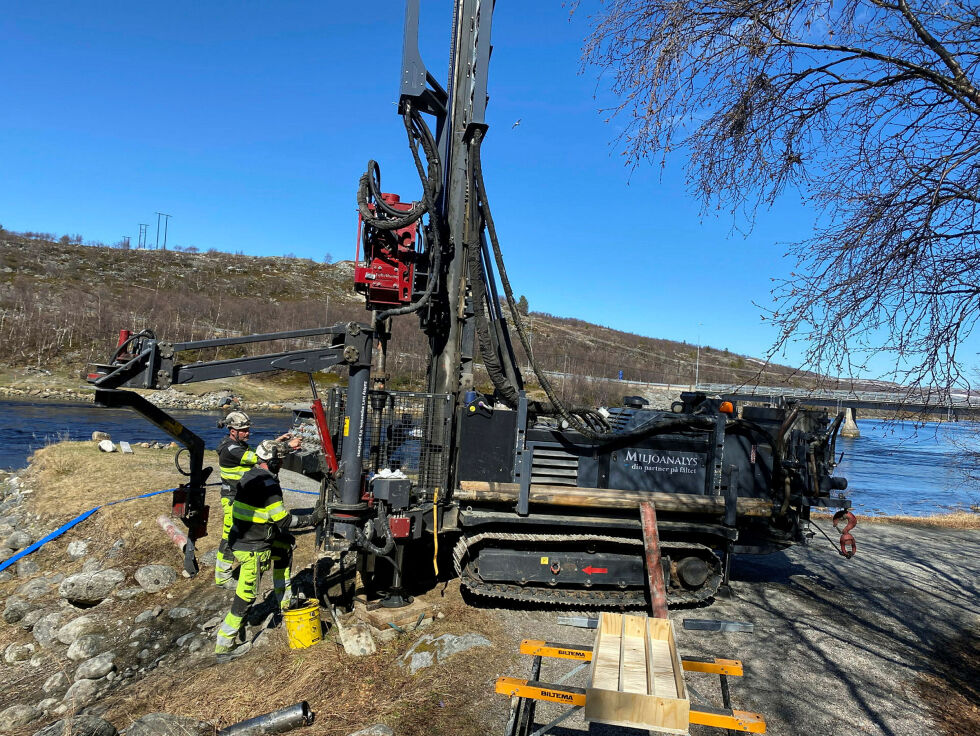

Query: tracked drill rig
[88,0,853,605]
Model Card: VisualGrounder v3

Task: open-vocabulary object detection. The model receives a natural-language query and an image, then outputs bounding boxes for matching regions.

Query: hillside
[0,229,855,404]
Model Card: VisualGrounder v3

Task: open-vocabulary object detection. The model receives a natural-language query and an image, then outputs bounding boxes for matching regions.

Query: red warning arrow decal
[582,566,608,575]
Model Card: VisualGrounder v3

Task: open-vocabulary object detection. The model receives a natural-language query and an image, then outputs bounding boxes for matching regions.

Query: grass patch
[814,511,980,530]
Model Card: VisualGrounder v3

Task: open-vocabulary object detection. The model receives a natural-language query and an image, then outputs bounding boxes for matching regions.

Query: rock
[67,634,106,661]
[106,540,125,559]
[167,607,194,620]
[18,576,53,600]
[348,726,394,736]
[66,540,89,559]
[399,632,492,675]
[20,608,44,630]
[134,564,177,593]
[129,627,150,640]
[32,714,118,736]
[338,621,377,657]
[91,431,111,442]
[30,653,45,666]
[119,441,133,454]
[62,677,109,708]
[199,548,218,566]
[137,648,151,661]
[43,671,70,695]
[33,611,66,647]
[59,569,125,605]
[3,595,33,623]
[374,626,398,643]
[97,440,115,453]
[82,559,103,573]
[114,586,145,600]
[16,557,40,576]
[135,607,163,623]
[6,530,32,550]
[4,641,36,663]
[58,615,103,645]
[176,632,196,647]
[36,697,59,712]
[0,704,40,730]
[74,652,116,680]
[127,713,213,736]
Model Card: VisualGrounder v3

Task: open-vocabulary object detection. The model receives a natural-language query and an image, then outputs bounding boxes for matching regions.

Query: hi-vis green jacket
[228,466,308,551]
[217,436,258,499]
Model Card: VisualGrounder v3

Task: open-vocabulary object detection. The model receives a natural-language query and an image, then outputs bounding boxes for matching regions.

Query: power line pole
[121,236,131,249]
[155,212,172,250]
[138,224,148,249]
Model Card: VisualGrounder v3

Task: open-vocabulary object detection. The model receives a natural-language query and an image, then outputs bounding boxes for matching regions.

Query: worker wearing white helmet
[214,411,300,587]
[215,440,325,657]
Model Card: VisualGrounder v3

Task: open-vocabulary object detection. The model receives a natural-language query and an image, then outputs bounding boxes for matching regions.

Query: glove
[311,503,327,525]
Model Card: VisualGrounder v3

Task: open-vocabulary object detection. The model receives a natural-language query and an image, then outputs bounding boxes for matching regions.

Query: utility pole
[121,236,131,249]
[156,212,172,250]
[138,224,149,249]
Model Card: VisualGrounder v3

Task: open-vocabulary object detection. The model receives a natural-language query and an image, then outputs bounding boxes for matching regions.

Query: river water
[0,401,977,516]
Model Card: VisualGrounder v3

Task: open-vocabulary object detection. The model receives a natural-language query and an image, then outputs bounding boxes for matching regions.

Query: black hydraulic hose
[356,502,395,556]
[464,138,520,408]
[372,106,445,322]
[471,129,715,443]
[217,701,314,735]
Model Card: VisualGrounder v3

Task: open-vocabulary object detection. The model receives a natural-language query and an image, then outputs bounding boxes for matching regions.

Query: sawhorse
[497,639,765,735]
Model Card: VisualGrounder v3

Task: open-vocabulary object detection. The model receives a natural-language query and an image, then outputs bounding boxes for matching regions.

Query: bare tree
[583,0,980,395]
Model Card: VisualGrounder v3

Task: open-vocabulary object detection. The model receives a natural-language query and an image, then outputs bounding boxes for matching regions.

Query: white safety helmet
[255,440,279,462]
[224,411,251,430]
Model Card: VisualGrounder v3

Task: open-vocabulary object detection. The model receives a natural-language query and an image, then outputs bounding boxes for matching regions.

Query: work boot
[214,641,251,663]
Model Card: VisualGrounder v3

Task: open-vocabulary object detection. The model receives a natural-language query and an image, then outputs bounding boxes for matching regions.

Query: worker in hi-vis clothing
[215,440,325,657]
[215,411,300,587]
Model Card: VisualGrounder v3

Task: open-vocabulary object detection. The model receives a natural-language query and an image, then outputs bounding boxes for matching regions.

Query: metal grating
[325,388,452,492]
[530,445,579,486]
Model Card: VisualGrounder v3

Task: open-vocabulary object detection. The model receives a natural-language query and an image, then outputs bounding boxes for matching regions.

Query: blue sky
[2,1,837,373]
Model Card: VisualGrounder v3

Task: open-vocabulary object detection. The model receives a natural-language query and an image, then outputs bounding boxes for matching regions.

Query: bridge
[696,383,980,422]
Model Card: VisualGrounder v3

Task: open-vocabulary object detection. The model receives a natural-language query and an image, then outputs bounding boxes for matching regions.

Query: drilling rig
[88,0,853,605]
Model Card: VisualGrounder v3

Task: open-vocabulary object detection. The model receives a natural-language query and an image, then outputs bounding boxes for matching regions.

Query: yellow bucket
[283,601,322,649]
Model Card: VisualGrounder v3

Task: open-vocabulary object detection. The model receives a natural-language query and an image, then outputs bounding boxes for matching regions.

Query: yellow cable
[432,487,439,577]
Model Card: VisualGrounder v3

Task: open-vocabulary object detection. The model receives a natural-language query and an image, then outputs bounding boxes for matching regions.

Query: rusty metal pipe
[217,702,315,735]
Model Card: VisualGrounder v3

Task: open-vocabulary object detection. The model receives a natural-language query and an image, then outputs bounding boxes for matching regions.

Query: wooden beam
[640,502,669,618]
[456,481,772,516]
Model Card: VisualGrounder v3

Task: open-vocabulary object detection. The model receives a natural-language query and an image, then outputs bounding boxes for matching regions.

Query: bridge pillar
[841,407,860,438]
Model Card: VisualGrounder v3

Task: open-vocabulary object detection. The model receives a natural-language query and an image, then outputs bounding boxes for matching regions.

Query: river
[0,401,977,516]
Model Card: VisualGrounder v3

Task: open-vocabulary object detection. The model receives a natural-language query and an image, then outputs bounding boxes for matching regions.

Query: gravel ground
[477,523,979,736]
[279,468,979,735]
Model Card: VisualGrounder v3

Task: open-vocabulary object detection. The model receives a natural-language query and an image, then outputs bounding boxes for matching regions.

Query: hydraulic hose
[471,128,717,443]
[356,502,395,557]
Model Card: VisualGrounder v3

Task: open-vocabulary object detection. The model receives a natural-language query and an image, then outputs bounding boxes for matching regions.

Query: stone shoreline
[0,385,295,414]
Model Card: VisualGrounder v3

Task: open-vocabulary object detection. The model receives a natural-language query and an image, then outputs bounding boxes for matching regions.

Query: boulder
[0,704,40,730]
[66,540,89,559]
[20,608,44,630]
[74,652,116,681]
[399,632,492,675]
[32,611,66,648]
[338,622,376,657]
[18,576,53,600]
[167,607,194,620]
[67,634,106,661]
[348,726,394,736]
[6,530,32,550]
[4,641,36,663]
[33,714,118,736]
[126,713,212,736]
[62,677,109,708]
[134,564,177,593]
[43,671,70,696]
[59,569,125,605]
[3,594,34,623]
[16,557,40,576]
[58,615,104,645]
[134,607,162,624]
[91,431,111,442]
[114,586,145,600]
[97,440,115,453]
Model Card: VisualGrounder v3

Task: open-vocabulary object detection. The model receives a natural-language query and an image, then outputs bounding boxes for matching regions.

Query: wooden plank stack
[585,612,690,733]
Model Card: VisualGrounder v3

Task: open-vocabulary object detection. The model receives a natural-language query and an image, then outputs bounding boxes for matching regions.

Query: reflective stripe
[219,450,259,481]
[232,502,271,523]
[266,501,288,522]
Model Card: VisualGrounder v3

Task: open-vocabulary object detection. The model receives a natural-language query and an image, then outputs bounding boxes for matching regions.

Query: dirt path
[481,522,979,736]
